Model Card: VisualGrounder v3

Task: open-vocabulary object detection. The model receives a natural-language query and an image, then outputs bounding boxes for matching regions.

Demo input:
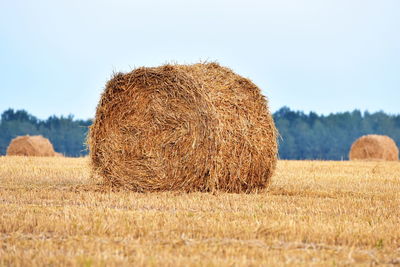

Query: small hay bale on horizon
[6,135,59,157]
[349,134,399,161]
[88,62,278,193]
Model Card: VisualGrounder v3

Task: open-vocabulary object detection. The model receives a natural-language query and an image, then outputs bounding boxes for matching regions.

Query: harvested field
[0,156,399,266]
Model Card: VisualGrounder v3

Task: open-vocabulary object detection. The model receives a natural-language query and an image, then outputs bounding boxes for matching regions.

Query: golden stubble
[0,156,399,266]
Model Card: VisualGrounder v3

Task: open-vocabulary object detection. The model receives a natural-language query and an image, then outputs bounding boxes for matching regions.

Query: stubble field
[0,156,399,266]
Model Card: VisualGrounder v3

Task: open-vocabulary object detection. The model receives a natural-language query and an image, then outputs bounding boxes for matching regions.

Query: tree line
[0,107,399,159]
[274,107,400,160]
[0,109,91,157]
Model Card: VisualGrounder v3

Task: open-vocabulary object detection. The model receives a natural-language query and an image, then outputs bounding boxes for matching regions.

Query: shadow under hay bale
[89,63,278,193]
[6,135,59,157]
[349,134,399,161]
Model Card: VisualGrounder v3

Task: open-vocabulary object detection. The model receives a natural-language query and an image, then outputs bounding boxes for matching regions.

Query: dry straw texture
[89,63,278,193]
[349,134,399,161]
[6,135,57,157]
[1,157,400,266]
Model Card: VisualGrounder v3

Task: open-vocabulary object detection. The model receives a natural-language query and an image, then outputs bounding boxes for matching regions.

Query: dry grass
[89,63,277,193]
[349,134,399,161]
[6,135,57,157]
[0,156,399,266]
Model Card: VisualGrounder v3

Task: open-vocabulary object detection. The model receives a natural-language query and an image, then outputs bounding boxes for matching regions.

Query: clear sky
[1,0,399,119]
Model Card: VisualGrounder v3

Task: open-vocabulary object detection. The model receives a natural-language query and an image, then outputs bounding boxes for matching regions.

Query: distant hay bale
[54,152,64,157]
[349,135,399,161]
[89,63,278,193]
[6,135,58,157]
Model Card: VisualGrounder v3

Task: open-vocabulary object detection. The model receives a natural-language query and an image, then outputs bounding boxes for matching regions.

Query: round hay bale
[89,63,278,193]
[6,135,57,157]
[349,134,399,161]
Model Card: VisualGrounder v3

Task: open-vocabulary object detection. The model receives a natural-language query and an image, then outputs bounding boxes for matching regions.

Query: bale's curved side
[349,135,399,161]
[6,135,56,157]
[182,63,278,192]
[89,63,278,192]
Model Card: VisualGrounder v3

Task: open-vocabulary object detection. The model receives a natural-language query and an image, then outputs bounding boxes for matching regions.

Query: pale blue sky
[1,0,399,119]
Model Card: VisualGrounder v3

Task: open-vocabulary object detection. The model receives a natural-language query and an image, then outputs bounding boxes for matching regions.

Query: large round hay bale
[6,135,57,157]
[349,134,399,161]
[89,63,278,193]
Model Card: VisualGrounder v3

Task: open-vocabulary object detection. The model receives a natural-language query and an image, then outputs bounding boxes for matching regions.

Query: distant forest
[274,107,400,160]
[0,108,399,160]
[0,109,91,157]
